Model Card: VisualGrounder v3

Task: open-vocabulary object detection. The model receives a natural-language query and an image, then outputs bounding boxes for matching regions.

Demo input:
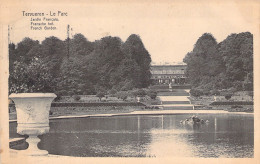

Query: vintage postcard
[0,0,260,163]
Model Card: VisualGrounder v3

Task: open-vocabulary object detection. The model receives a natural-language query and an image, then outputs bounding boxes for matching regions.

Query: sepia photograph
[0,0,259,163]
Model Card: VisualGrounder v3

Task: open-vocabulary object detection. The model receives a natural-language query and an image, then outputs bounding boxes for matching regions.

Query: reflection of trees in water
[181,122,208,131]
[10,115,254,157]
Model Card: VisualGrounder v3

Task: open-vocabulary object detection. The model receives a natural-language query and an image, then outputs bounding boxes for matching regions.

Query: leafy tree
[184,32,253,93]
[9,33,153,95]
[70,33,94,56]
[123,34,152,88]
[9,57,55,93]
[219,32,253,90]
[90,36,125,89]
[183,33,222,88]
[14,37,40,64]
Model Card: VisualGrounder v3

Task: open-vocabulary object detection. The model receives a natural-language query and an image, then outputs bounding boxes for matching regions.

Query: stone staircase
[151,85,194,110]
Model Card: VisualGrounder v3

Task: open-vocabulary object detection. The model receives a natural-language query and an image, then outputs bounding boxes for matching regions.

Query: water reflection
[10,114,253,158]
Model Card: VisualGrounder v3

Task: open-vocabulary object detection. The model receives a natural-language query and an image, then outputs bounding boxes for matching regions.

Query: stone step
[150,85,191,90]
[162,101,190,104]
[163,105,194,110]
[158,92,189,96]
[159,96,190,102]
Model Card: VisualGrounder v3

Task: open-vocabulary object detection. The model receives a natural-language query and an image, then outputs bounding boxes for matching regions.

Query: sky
[6,1,257,63]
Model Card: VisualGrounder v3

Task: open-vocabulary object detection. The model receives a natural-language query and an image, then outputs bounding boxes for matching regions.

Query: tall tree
[123,34,152,88]
[183,33,222,88]
[90,36,125,90]
[13,37,40,64]
[184,32,253,92]
[9,33,153,95]
[218,32,253,90]
[69,33,94,56]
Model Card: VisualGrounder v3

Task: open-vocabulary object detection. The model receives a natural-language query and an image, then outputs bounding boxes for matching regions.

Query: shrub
[136,89,146,97]
[57,90,68,96]
[96,91,106,101]
[228,87,236,93]
[190,89,203,97]
[130,89,146,98]
[233,81,243,91]
[225,93,232,100]
[210,101,253,105]
[108,89,117,96]
[116,91,128,101]
[243,82,253,91]
[68,91,75,97]
[54,95,62,102]
[210,89,220,96]
[202,89,210,96]
[147,90,157,100]
[120,80,134,91]
[231,105,243,108]
[73,95,81,101]
[247,91,254,100]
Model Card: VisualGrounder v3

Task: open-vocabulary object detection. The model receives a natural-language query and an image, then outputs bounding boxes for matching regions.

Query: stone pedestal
[9,93,56,156]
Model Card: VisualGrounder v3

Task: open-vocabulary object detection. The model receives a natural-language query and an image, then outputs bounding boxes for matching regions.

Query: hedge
[9,102,146,107]
[210,101,253,106]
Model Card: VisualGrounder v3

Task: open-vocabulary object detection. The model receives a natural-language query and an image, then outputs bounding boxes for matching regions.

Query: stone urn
[9,93,56,156]
[137,97,141,102]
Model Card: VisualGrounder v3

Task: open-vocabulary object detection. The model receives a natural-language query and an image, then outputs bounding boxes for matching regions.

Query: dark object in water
[180,115,209,125]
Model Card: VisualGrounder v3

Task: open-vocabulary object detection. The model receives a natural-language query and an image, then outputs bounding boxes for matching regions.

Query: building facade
[151,63,187,85]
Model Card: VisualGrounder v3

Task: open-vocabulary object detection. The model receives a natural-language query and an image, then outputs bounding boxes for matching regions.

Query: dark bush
[73,95,81,101]
[231,105,243,108]
[116,91,128,101]
[54,95,62,102]
[147,90,157,100]
[243,82,253,91]
[108,89,117,96]
[210,101,253,106]
[202,89,210,96]
[144,106,160,110]
[225,93,232,100]
[120,80,134,91]
[58,90,68,96]
[190,89,203,97]
[68,91,75,97]
[247,91,254,99]
[136,89,146,97]
[96,91,106,101]
[233,81,243,91]
[210,89,220,96]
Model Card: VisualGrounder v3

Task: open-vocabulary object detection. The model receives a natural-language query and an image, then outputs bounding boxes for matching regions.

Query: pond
[10,113,254,158]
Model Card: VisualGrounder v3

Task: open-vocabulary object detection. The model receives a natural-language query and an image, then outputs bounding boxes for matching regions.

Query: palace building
[150,62,187,85]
